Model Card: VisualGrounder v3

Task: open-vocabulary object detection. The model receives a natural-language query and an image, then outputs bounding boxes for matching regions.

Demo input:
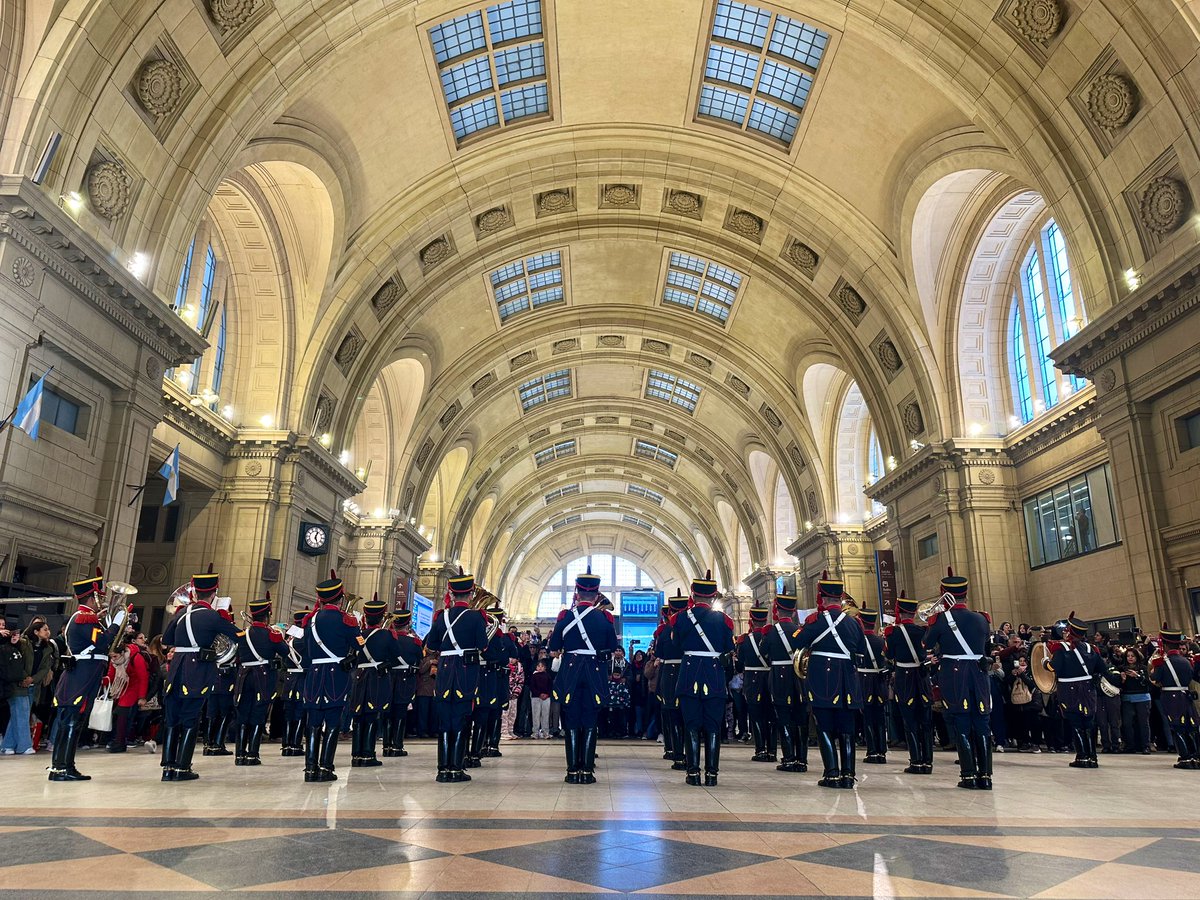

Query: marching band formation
[45,562,1200,790]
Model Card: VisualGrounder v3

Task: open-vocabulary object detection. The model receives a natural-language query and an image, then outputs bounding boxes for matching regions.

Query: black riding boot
[563,728,580,783]
[662,713,675,759]
[776,723,801,772]
[282,718,301,756]
[670,714,687,769]
[487,710,503,756]
[49,716,89,781]
[349,719,364,766]
[436,731,452,782]
[175,725,201,781]
[318,724,340,781]
[797,719,811,771]
[750,718,771,761]
[903,730,923,774]
[973,731,993,790]
[1069,728,1089,768]
[839,733,857,788]
[245,723,264,765]
[579,727,598,784]
[451,727,471,782]
[390,717,408,757]
[304,724,323,782]
[159,725,180,781]
[869,720,887,763]
[465,719,483,768]
[234,723,250,765]
[704,729,721,786]
[955,727,978,789]
[1085,728,1099,767]
[766,716,778,760]
[919,726,935,774]
[816,730,841,787]
[684,728,702,786]
[361,719,382,767]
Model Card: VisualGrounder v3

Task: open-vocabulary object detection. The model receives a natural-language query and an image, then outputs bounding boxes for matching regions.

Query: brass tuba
[792,648,810,679]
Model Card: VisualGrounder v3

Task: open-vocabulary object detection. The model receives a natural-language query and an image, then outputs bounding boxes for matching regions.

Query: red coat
[105,650,149,707]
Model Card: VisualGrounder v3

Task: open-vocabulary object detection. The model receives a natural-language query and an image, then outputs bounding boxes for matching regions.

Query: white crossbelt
[811,611,852,660]
[241,626,269,667]
[1058,644,1093,682]
[941,610,980,660]
[567,649,597,655]
[896,622,922,668]
[309,612,344,665]
[771,622,795,665]
[684,609,721,657]
[563,605,597,655]
[660,659,682,664]
[748,632,769,670]
[173,605,203,654]
[357,627,382,668]
[859,633,884,673]
[1163,655,1188,691]
[440,606,468,656]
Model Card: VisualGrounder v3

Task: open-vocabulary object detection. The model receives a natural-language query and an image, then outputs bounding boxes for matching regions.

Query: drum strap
[941,611,980,660]
[811,612,852,660]
[309,614,344,665]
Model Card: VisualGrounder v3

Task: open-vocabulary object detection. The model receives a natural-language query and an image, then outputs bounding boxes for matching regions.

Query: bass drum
[1030,641,1056,695]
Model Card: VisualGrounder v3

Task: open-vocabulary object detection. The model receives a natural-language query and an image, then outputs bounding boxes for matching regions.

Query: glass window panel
[136,506,159,543]
[1037,489,1061,564]
[491,260,525,285]
[449,94,500,139]
[706,263,742,289]
[663,287,695,308]
[493,42,545,86]
[704,45,760,90]
[494,278,528,302]
[1024,251,1058,410]
[747,98,800,142]
[210,306,226,398]
[487,0,543,43]
[440,55,494,103]
[526,251,560,271]
[162,505,180,543]
[712,0,770,47]
[1012,301,1033,424]
[768,16,828,68]
[698,84,750,124]
[666,270,702,291]
[1023,498,1045,567]
[1087,464,1120,548]
[431,11,486,64]
[497,297,528,320]
[174,238,195,309]
[670,252,706,274]
[756,60,810,107]
[501,82,549,121]
[700,280,736,306]
[1052,483,1078,559]
[529,287,563,307]
[527,268,561,289]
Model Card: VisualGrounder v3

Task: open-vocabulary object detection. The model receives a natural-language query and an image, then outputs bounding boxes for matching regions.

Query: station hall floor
[1,739,1198,899]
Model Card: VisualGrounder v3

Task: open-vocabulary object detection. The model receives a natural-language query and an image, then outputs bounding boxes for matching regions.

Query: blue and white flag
[159,444,180,505]
[10,370,49,440]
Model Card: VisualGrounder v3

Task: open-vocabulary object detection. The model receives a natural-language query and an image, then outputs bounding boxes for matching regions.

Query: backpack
[1011,677,1033,706]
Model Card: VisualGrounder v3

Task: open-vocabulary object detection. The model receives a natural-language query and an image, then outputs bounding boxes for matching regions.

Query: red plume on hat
[96,566,104,578]
[331,569,337,580]
[265,590,271,601]
[373,591,379,602]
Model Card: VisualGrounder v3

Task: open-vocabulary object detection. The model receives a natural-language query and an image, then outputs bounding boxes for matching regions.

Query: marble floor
[1,739,1198,898]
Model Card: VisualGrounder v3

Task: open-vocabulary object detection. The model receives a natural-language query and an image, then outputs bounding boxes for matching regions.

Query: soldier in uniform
[857,605,890,765]
[737,605,776,762]
[923,568,993,790]
[350,594,399,768]
[160,566,241,781]
[233,592,288,766]
[48,570,125,781]
[763,591,809,773]
[1151,623,1200,770]
[279,607,308,757]
[790,575,865,788]
[465,604,502,768]
[674,571,735,786]
[383,605,422,757]
[653,589,689,770]
[548,567,618,784]
[480,604,518,760]
[301,570,364,782]
[1043,611,1103,769]
[425,569,488,782]
[884,591,934,774]
[203,598,239,757]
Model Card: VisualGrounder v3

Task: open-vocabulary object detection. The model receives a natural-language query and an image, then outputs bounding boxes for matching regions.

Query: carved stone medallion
[136,59,183,117]
[86,160,132,219]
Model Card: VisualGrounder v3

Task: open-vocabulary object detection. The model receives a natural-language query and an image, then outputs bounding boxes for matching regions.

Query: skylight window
[429,0,550,143]
[489,250,564,321]
[519,369,572,411]
[633,439,679,468]
[627,484,665,505]
[645,370,701,413]
[622,515,654,532]
[544,483,580,504]
[551,514,581,530]
[661,251,744,324]
[698,0,829,146]
[534,439,576,467]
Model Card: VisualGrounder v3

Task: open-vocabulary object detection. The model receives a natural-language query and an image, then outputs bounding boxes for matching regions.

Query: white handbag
[88,689,114,732]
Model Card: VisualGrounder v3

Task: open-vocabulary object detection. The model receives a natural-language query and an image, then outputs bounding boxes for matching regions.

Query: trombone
[915,592,956,626]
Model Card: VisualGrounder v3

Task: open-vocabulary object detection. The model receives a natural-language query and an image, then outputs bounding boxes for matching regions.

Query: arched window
[209,306,227,407]
[538,554,656,618]
[868,429,883,483]
[1008,219,1087,424]
[773,473,796,555]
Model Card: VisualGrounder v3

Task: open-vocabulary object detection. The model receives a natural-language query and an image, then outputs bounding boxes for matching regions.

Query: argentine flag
[159,444,180,506]
[10,370,50,440]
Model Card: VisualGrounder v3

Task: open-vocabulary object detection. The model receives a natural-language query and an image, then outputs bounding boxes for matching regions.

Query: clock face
[298,521,330,555]
[305,526,327,549]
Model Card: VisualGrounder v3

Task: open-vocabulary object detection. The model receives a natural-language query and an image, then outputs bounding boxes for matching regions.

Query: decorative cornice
[0,177,206,366]
[864,440,1010,504]
[1054,248,1200,377]
[784,524,867,559]
[1004,394,1098,464]
[161,382,237,453]
[293,435,366,497]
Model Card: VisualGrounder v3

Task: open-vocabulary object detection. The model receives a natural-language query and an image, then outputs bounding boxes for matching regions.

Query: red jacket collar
[191,599,213,610]
[451,599,470,608]
[951,602,969,610]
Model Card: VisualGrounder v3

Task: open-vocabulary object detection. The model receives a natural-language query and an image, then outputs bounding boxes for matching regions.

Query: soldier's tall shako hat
[1160,622,1185,645]
[363,592,388,625]
[816,571,843,608]
[690,570,719,600]
[774,592,798,613]
[667,588,689,611]
[248,591,272,621]
[896,590,919,615]
[749,605,770,622]
[1065,610,1089,638]
[858,604,879,630]
[941,567,968,600]
[660,604,672,622]
[393,596,413,626]
[292,607,310,626]
[448,567,475,597]
[316,569,345,604]
[73,567,104,602]
[191,563,219,598]
[575,566,601,594]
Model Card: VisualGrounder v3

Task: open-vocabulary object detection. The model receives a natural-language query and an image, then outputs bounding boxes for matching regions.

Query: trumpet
[916,592,956,626]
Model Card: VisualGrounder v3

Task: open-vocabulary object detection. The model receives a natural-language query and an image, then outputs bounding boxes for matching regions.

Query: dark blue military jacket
[736,626,772,704]
[353,625,399,714]
[763,615,805,707]
[54,603,123,715]
[547,601,618,707]
[651,621,682,705]
[162,601,242,701]
[883,619,931,706]
[236,623,288,707]
[426,602,488,703]
[301,604,363,707]
[859,630,889,705]
[1152,652,1198,724]
[675,603,735,700]
[790,606,865,709]
[388,628,424,708]
[923,604,991,716]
